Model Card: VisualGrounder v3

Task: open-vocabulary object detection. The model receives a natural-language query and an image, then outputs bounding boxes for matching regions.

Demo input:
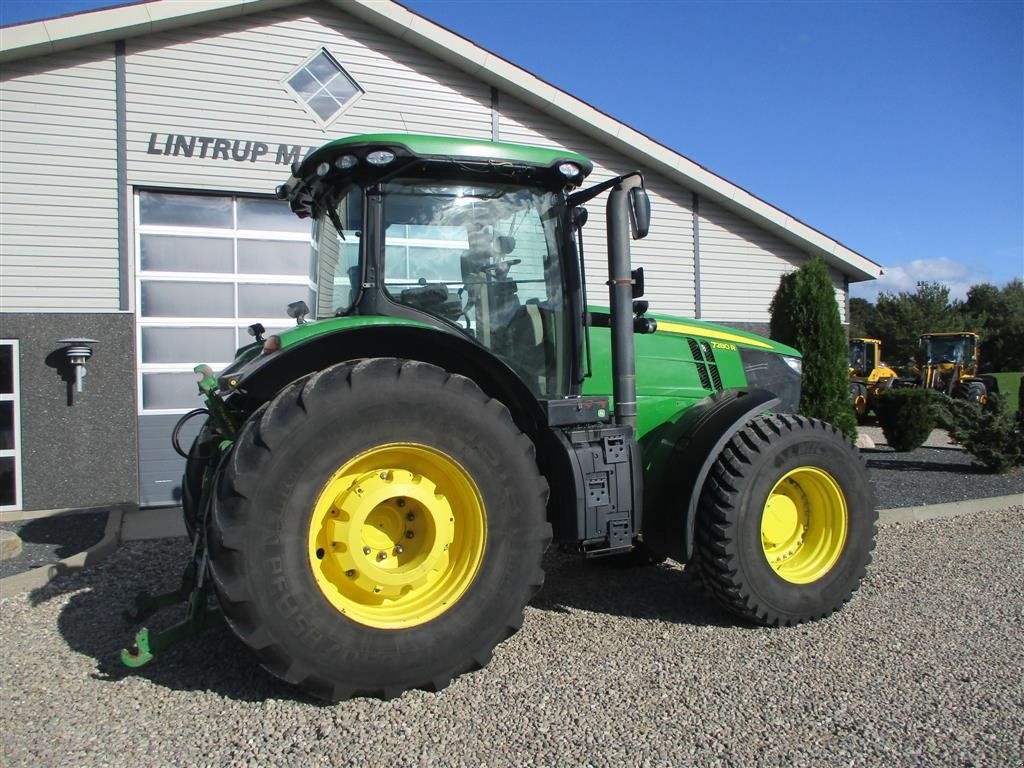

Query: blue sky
[2,0,1021,302]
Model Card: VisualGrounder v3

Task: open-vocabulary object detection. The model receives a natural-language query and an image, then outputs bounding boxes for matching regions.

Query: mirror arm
[567,171,645,207]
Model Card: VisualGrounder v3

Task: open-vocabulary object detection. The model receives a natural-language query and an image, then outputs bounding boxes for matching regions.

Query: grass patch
[991,372,1023,409]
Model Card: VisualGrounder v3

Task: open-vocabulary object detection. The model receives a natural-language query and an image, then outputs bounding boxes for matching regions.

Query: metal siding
[124,4,494,195]
[497,94,697,318]
[0,46,120,312]
[697,199,845,324]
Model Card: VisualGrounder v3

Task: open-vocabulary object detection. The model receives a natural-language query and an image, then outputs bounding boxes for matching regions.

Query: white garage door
[135,190,313,506]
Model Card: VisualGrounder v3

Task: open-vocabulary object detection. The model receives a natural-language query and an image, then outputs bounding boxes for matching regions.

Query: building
[0,0,882,513]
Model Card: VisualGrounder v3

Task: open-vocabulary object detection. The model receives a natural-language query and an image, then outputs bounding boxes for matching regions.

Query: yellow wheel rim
[308,443,486,629]
[760,466,848,584]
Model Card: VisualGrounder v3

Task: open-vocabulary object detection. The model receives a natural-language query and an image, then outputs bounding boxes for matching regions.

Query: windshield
[848,341,866,373]
[382,179,571,397]
[923,337,968,364]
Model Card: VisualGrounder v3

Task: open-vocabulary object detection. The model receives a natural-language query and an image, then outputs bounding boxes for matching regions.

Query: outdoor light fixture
[58,338,97,395]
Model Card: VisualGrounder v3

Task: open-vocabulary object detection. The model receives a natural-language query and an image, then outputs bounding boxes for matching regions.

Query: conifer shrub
[769,257,857,439]
[935,393,1024,473]
[875,389,937,452]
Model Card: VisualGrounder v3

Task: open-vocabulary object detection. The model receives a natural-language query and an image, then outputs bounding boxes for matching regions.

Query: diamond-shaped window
[285,49,363,124]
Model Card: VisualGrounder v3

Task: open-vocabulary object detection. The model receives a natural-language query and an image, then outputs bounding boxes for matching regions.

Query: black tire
[208,358,550,701]
[959,380,987,405]
[695,414,876,627]
[182,421,219,539]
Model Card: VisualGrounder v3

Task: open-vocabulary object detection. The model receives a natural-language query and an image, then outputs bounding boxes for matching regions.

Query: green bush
[876,389,937,452]
[935,392,1024,473]
[769,257,857,439]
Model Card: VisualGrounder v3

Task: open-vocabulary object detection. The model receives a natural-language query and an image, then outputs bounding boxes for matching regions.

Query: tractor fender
[641,388,780,563]
[224,323,547,438]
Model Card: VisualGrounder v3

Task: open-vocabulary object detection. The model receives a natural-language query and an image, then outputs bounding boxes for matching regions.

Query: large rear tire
[207,358,550,701]
[181,421,219,539]
[695,414,876,626]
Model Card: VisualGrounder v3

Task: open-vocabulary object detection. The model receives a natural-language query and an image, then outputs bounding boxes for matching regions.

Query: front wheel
[208,359,550,701]
[695,414,876,626]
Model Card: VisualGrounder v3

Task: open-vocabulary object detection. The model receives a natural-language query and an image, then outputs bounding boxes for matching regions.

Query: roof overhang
[0,0,883,282]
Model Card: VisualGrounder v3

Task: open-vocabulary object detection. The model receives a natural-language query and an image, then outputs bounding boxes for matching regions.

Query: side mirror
[572,206,589,229]
[628,187,650,240]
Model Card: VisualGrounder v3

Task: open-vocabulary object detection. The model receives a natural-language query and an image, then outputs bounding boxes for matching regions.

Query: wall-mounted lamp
[58,338,97,395]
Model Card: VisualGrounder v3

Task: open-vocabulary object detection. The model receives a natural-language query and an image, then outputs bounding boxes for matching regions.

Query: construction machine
[918,332,994,404]
[121,133,876,701]
[848,337,899,419]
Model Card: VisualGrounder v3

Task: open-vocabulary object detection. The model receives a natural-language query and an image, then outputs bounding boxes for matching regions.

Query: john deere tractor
[848,337,899,419]
[918,332,994,404]
[122,134,876,701]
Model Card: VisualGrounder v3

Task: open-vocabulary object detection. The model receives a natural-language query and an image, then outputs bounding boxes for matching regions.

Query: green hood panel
[273,316,436,349]
[583,310,799,439]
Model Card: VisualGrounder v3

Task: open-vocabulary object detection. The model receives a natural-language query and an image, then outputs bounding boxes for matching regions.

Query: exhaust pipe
[606,175,647,429]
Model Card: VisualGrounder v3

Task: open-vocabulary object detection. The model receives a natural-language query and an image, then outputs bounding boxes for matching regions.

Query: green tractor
[123,133,876,701]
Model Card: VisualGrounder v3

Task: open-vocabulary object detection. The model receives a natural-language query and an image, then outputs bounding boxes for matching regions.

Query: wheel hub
[308,444,485,629]
[324,469,455,600]
[760,467,848,584]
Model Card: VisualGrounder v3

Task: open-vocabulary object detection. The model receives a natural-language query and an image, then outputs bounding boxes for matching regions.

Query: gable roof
[0,0,883,282]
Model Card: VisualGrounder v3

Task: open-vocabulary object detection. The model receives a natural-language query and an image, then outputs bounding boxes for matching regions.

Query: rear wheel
[695,414,876,626]
[208,358,550,701]
[850,382,869,421]
[959,380,988,406]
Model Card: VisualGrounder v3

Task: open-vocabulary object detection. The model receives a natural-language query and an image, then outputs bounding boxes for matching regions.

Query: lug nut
[394,545,404,555]
[346,569,356,578]
[406,512,415,521]
[377,551,387,561]
[405,530,414,539]
[363,546,372,555]
[397,498,406,508]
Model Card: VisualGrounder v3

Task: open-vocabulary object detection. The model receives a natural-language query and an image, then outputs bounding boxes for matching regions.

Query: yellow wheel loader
[848,338,899,419]
[917,332,996,404]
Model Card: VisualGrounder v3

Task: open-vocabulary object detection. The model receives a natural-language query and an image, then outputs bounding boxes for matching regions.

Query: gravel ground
[864,447,1023,509]
[2,507,1022,767]
[0,512,108,580]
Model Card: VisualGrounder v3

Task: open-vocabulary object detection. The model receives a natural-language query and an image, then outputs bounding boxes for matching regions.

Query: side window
[380,181,570,397]
[316,193,363,318]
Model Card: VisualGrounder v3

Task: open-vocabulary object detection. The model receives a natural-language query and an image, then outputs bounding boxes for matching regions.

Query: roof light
[336,154,358,170]
[558,162,581,178]
[366,150,396,166]
[316,162,330,177]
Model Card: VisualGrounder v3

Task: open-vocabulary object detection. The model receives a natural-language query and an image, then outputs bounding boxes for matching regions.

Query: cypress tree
[769,257,858,439]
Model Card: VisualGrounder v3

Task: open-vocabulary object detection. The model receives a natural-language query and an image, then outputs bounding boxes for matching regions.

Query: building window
[285,49,362,124]
[135,191,314,413]
[0,341,22,512]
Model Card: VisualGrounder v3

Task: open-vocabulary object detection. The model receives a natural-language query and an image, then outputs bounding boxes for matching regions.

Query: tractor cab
[848,338,881,378]
[920,332,977,369]
[276,134,595,400]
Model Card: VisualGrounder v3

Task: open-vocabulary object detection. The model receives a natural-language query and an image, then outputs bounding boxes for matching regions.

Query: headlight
[782,356,802,375]
[557,162,581,179]
[366,150,396,166]
[335,154,358,170]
